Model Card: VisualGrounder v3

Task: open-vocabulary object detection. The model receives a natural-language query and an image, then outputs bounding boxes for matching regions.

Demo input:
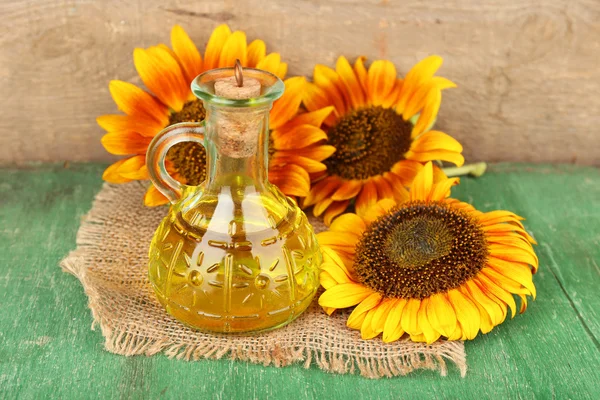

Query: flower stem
[442,162,487,178]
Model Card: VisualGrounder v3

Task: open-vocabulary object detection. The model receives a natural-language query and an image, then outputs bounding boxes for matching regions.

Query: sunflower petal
[313,64,348,116]
[447,289,480,340]
[269,165,310,197]
[382,299,407,343]
[108,81,169,125]
[418,299,441,344]
[330,213,367,235]
[204,24,231,70]
[116,155,148,180]
[405,148,465,167]
[336,56,366,108]
[410,130,463,153]
[353,56,369,92]
[331,179,363,201]
[361,308,380,339]
[426,293,457,337]
[410,161,434,201]
[464,280,504,326]
[102,159,133,184]
[247,39,266,68]
[367,60,397,106]
[400,298,421,335]
[171,25,203,82]
[270,77,305,129]
[474,274,517,319]
[144,184,169,206]
[347,292,383,329]
[355,180,378,216]
[256,53,284,78]
[133,47,188,112]
[101,131,152,155]
[303,176,342,207]
[411,89,442,137]
[319,283,374,309]
[324,201,351,226]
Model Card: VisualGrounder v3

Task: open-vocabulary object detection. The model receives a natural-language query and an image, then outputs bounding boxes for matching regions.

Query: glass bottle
[145,66,321,333]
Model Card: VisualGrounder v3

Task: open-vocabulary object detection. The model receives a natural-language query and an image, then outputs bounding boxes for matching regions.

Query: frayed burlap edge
[61,183,467,379]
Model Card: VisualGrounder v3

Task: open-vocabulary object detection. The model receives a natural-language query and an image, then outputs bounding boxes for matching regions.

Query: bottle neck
[203,104,270,192]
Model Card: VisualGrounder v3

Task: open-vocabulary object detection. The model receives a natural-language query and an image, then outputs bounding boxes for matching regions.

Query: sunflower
[302,55,464,225]
[317,162,538,343]
[99,24,335,206]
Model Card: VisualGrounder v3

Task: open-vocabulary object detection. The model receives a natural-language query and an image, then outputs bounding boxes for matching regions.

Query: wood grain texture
[0,0,599,166]
[1,163,599,398]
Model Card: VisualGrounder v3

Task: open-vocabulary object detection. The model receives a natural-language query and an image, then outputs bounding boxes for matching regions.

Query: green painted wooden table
[1,163,599,399]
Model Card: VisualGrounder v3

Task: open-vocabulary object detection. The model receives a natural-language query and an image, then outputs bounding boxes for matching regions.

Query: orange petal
[373,175,395,200]
[171,25,203,82]
[303,176,342,207]
[102,159,133,184]
[429,177,460,202]
[281,107,335,131]
[390,159,423,186]
[218,30,247,67]
[367,60,397,106]
[144,184,169,206]
[353,56,369,93]
[313,64,349,116]
[269,165,310,197]
[133,47,188,112]
[302,83,338,126]
[270,77,305,130]
[270,154,326,174]
[411,89,441,137]
[323,200,350,226]
[272,125,327,150]
[360,198,396,223]
[96,114,164,138]
[397,55,443,113]
[355,179,378,217]
[101,131,152,155]
[108,80,169,125]
[247,39,266,68]
[383,172,410,203]
[204,24,231,70]
[331,179,363,201]
[336,56,366,108]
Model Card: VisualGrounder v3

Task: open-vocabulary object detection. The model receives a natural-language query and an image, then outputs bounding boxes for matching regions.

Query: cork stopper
[213,60,264,158]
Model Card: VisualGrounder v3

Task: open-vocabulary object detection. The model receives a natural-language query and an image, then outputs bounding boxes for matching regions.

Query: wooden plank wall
[1,0,599,165]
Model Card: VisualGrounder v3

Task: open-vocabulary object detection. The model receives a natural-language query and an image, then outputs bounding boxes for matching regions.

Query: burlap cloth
[61,183,467,378]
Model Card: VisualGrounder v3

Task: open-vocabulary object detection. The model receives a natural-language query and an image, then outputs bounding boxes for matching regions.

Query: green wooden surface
[1,163,599,399]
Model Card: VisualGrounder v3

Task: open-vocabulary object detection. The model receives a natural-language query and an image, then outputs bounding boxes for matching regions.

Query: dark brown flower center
[354,201,488,299]
[166,100,207,185]
[324,106,412,180]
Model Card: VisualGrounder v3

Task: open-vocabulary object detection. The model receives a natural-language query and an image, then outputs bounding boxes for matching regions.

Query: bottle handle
[146,121,206,203]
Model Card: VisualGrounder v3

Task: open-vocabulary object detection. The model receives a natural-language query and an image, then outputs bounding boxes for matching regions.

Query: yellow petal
[347,292,383,329]
[319,270,338,289]
[475,274,517,319]
[330,213,367,235]
[316,231,358,248]
[302,83,338,126]
[218,31,247,67]
[487,257,536,298]
[353,56,369,93]
[204,24,231,70]
[116,155,148,180]
[410,130,463,153]
[320,261,352,285]
[373,175,395,200]
[447,289,481,340]
[400,298,421,335]
[360,308,380,339]
[319,283,374,309]
[464,280,504,326]
[411,89,441,137]
[102,159,133,184]
[97,114,163,138]
[270,77,305,129]
[429,177,459,202]
[418,299,441,344]
[371,298,396,334]
[170,25,203,82]
[133,47,188,112]
[282,106,335,130]
[426,293,457,337]
[410,161,434,201]
[256,53,283,77]
[247,39,266,68]
[405,148,465,167]
[462,287,494,334]
[313,64,348,116]
[382,298,407,343]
